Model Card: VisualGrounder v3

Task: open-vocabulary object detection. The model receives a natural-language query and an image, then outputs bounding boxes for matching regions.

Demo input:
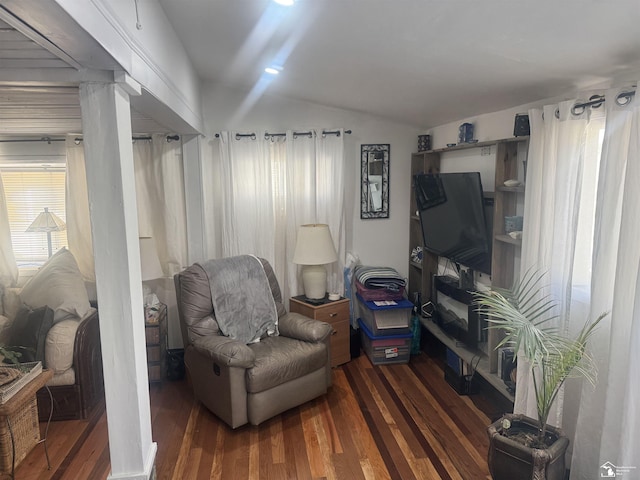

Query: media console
[421,275,513,402]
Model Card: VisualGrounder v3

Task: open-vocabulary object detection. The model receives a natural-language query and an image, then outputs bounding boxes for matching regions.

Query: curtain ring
[588,94,604,109]
[616,90,635,106]
[571,104,585,116]
[555,107,561,119]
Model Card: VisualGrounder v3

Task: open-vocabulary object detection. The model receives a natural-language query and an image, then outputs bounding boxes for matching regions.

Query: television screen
[414,172,492,275]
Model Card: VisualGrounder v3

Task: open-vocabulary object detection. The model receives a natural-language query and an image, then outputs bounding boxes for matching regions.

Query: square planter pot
[487,413,569,480]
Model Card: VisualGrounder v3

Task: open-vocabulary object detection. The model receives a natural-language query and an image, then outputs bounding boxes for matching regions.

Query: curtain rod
[214,129,352,140]
[572,90,636,115]
[0,135,180,144]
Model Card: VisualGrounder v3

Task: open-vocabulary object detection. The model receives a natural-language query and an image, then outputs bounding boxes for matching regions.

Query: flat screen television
[414,172,493,275]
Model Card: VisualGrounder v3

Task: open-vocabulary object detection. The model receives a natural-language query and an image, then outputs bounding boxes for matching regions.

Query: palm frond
[472,269,608,439]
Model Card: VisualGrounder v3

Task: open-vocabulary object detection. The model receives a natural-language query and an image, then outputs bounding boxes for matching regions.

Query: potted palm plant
[473,270,606,480]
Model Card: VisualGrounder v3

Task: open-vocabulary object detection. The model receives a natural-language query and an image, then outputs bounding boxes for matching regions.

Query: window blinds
[1,169,67,264]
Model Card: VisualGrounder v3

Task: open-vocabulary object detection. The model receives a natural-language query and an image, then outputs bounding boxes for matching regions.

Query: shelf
[414,136,529,155]
[495,234,522,246]
[496,185,525,194]
[420,317,514,403]
[409,260,422,270]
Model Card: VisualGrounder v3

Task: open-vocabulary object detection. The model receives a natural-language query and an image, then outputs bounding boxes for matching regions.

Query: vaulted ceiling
[159,0,640,127]
[2,2,640,135]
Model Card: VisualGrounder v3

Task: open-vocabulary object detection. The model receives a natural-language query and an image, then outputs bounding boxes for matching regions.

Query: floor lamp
[25,207,66,258]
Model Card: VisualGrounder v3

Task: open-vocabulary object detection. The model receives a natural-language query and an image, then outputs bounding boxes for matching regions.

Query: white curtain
[218,129,346,300]
[65,137,95,281]
[571,87,640,478]
[134,135,188,277]
[0,173,17,287]
[518,100,592,426]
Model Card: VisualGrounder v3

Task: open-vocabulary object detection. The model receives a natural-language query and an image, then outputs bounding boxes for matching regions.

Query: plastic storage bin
[356,293,413,336]
[358,318,412,365]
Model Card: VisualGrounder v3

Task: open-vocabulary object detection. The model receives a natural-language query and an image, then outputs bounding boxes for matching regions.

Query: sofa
[0,248,104,421]
[174,256,333,429]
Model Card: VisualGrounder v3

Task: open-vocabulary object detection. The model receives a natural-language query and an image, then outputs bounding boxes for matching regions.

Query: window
[1,165,67,266]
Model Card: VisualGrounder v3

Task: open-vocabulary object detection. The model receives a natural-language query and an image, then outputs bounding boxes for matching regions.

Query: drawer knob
[329,313,337,317]
[331,329,337,335]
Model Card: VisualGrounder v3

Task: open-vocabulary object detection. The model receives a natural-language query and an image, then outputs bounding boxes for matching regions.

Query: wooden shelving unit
[408,136,528,400]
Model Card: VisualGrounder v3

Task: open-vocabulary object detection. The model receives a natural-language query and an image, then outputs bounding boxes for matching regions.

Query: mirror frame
[360,143,390,219]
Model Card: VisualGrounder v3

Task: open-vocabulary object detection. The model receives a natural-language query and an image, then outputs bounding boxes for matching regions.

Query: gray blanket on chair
[197,255,278,344]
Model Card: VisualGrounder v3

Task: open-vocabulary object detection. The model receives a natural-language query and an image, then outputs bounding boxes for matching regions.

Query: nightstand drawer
[315,301,349,324]
[330,319,350,367]
[289,296,351,367]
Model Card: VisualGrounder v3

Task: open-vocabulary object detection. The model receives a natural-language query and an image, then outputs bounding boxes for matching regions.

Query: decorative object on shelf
[458,122,474,144]
[292,224,338,300]
[473,270,607,480]
[25,207,66,257]
[513,113,530,137]
[503,179,521,187]
[504,215,523,234]
[417,134,431,152]
[410,246,423,264]
[361,144,390,219]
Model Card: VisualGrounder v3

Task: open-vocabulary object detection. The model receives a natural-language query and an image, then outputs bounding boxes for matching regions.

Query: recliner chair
[174,257,333,428]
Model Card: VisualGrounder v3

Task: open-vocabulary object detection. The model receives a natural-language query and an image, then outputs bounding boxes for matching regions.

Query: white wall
[200,84,421,280]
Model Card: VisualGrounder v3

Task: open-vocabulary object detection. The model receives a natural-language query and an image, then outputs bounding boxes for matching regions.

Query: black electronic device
[414,172,493,275]
[432,275,483,349]
[514,114,530,137]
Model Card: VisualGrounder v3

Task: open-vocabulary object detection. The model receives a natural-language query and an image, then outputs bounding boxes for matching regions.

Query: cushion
[8,305,54,364]
[20,248,91,322]
[45,318,81,374]
[246,336,327,393]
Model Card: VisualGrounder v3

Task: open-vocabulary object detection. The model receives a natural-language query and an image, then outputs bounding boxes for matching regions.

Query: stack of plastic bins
[357,294,413,365]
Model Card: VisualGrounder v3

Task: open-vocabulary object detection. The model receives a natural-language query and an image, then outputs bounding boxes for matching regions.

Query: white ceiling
[159,0,640,128]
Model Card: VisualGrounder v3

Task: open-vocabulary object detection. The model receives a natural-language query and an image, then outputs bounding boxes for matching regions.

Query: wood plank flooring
[15,352,499,480]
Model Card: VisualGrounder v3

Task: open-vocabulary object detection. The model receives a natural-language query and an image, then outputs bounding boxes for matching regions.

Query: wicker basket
[0,396,40,473]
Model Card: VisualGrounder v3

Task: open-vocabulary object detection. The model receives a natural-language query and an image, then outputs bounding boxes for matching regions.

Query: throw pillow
[7,305,54,364]
[20,248,91,322]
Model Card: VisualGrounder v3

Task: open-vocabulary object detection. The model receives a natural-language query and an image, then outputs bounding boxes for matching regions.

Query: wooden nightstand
[145,303,168,383]
[289,296,350,367]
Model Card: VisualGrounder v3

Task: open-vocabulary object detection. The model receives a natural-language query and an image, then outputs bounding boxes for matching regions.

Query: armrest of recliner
[192,335,256,368]
[278,312,332,343]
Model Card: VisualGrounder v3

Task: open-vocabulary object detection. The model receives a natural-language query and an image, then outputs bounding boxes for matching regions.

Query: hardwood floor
[15,352,500,480]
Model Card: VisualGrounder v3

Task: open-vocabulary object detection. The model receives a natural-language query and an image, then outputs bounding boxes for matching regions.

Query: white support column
[78,81,156,480]
[182,135,206,264]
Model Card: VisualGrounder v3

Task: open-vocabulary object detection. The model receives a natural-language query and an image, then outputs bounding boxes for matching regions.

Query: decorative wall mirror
[360,144,390,219]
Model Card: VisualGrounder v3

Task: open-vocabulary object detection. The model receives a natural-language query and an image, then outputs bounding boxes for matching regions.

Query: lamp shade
[139,237,164,281]
[292,224,338,265]
[25,207,66,233]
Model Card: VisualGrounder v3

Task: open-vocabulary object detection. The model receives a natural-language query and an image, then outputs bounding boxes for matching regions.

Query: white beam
[78,81,156,480]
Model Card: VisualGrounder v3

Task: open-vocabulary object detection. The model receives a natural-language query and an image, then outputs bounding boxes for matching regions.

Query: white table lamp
[25,207,66,257]
[292,224,338,300]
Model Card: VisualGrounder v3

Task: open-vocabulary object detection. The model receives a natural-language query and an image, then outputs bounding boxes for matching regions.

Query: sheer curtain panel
[0,173,17,287]
[218,129,346,301]
[65,137,95,281]
[571,87,640,478]
[518,100,591,427]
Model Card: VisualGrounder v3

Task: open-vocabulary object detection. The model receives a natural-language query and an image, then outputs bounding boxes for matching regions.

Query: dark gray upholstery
[174,257,333,428]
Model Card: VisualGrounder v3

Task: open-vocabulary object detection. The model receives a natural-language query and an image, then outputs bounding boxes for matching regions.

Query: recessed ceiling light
[265,67,281,75]
[273,0,295,5]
